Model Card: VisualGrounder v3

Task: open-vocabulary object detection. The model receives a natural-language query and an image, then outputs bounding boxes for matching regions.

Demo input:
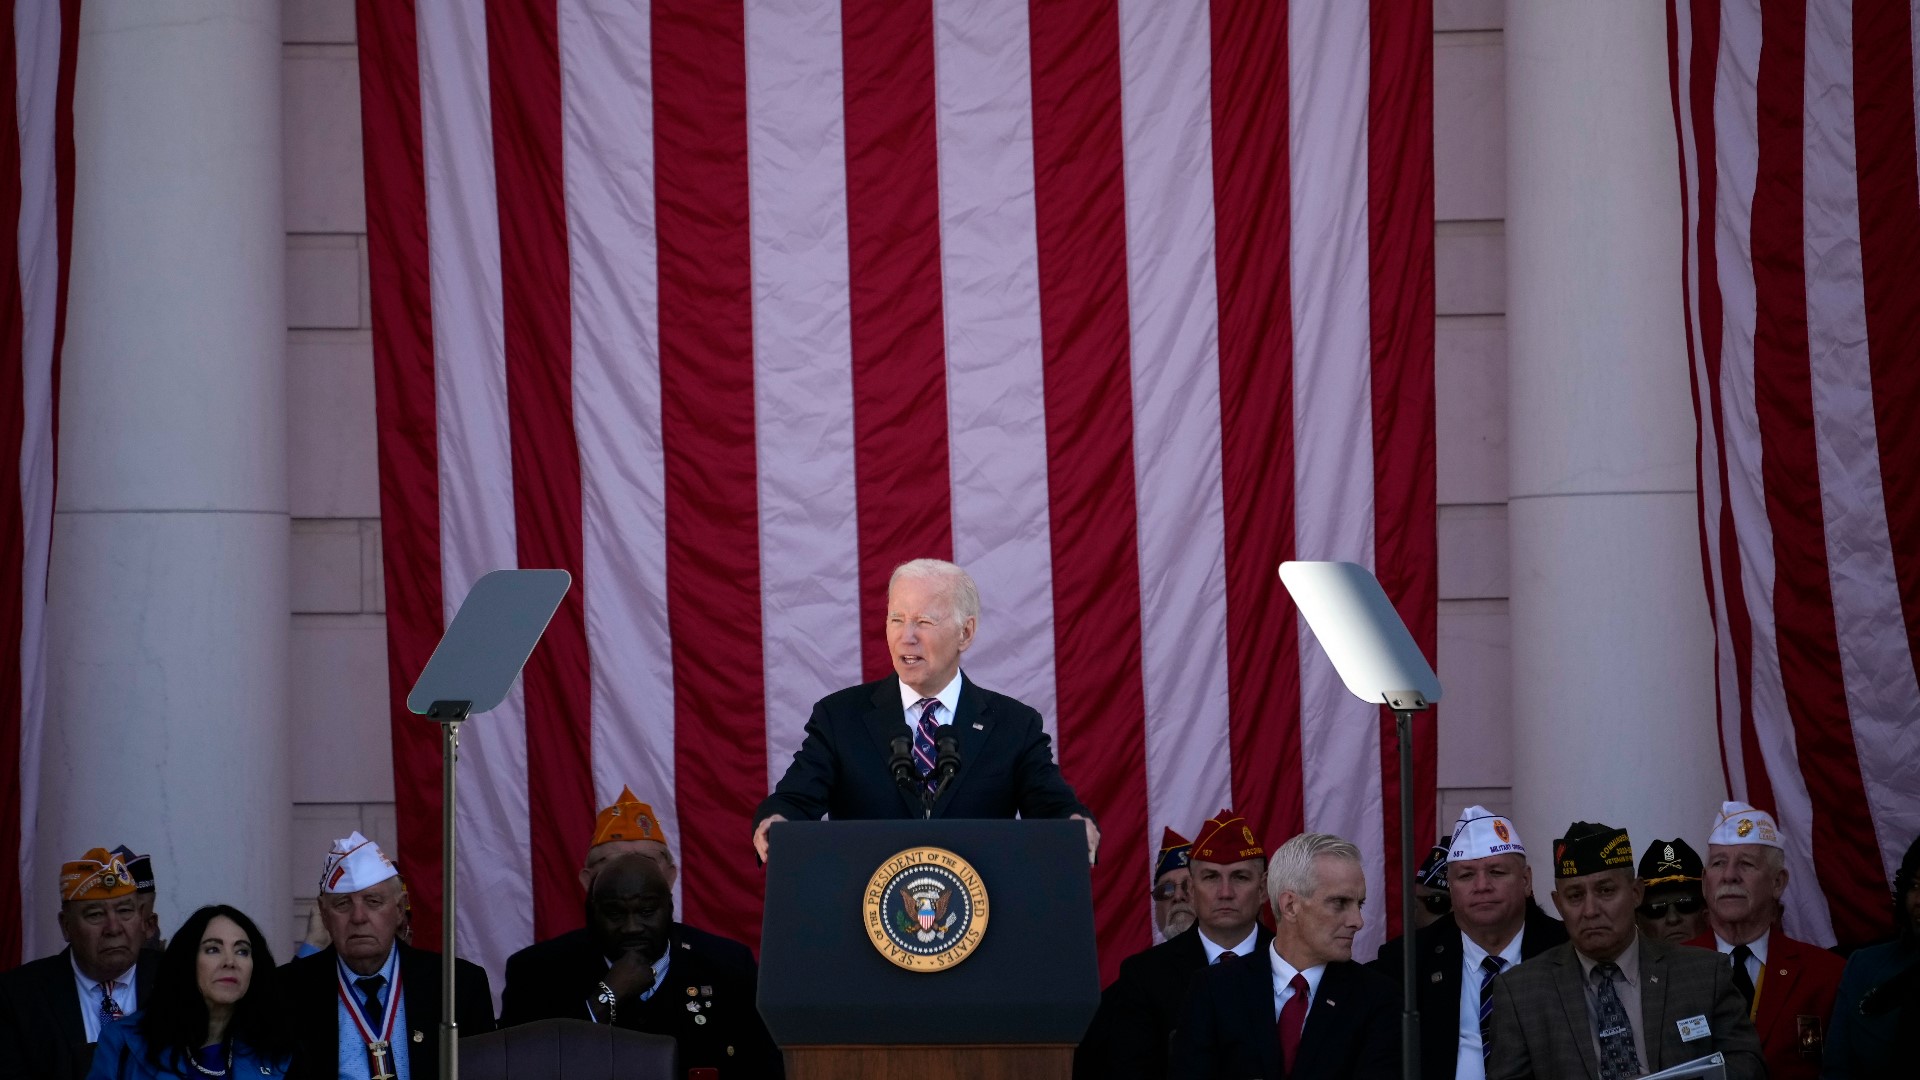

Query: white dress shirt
[70,952,137,1043]
[1714,927,1768,989]
[1199,924,1261,965]
[898,671,964,731]
[1455,928,1526,1080]
[1268,944,1327,1020]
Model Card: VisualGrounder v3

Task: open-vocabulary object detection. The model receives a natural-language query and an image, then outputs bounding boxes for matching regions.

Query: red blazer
[1688,928,1844,1080]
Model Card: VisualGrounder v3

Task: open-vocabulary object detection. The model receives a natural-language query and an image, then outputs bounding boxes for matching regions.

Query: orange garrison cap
[590,786,668,847]
[60,848,137,902]
[1191,810,1265,865]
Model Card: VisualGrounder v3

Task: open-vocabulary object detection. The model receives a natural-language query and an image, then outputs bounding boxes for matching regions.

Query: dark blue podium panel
[758,819,1100,1045]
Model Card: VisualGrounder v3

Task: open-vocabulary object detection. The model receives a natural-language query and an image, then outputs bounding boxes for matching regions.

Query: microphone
[888,735,918,792]
[931,724,962,792]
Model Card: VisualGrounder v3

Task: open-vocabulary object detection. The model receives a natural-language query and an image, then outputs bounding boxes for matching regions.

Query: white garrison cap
[1708,801,1783,849]
[319,831,400,894]
[1449,805,1525,862]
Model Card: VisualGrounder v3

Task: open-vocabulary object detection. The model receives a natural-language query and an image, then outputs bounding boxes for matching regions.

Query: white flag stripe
[1288,0,1387,956]
[417,0,535,964]
[560,0,681,874]
[12,0,62,938]
[933,0,1060,737]
[1116,0,1234,868]
[1708,0,1834,944]
[1673,6,1747,800]
[1802,0,1920,884]
[745,0,864,787]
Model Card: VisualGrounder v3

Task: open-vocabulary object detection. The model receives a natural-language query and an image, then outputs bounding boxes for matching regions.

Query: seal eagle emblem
[863,846,989,971]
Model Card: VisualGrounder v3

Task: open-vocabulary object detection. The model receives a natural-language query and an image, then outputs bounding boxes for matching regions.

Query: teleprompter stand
[406,569,572,1080]
[758,819,1100,1079]
[1280,560,1444,1080]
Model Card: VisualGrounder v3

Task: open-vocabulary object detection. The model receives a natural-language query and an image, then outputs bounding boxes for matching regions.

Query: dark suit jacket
[1686,928,1845,1080]
[280,943,494,1080]
[753,674,1091,826]
[1075,924,1277,1080]
[1168,955,1400,1080]
[0,947,158,1080]
[1484,934,1765,1080]
[1371,900,1568,1080]
[498,925,781,1078]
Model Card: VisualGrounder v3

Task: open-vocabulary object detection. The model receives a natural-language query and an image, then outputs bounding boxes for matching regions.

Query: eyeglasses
[1150,881,1191,901]
[1636,898,1705,919]
[1418,893,1451,916]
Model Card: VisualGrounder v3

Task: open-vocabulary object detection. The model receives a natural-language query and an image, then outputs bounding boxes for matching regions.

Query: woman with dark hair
[1822,833,1920,1078]
[86,905,291,1079]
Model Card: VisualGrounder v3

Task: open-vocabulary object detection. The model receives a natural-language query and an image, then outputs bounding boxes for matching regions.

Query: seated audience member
[1375,806,1567,1080]
[575,787,753,970]
[1413,837,1452,930]
[1691,802,1843,1079]
[85,905,290,1079]
[1152,827,1196,941]
[0,848,160,1080]
[501,854,781,1077]
[1075,811,1274,1080]
[1484,821,1763,1080]
[1635,837,1708,944]
[1169,833,1399,1080]
[109,847,163,951]
[281,832,493,1079]
[1822,832,1920,1078]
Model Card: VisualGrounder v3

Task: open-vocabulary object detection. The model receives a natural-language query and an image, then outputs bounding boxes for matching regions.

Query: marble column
[37,1,289,951]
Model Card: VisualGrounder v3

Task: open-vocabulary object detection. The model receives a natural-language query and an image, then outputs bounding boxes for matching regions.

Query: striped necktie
[912,697,940,794]
[1478,955,1506,1061]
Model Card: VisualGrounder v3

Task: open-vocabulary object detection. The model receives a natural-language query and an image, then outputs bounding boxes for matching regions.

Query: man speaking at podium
[751,559,1097,861]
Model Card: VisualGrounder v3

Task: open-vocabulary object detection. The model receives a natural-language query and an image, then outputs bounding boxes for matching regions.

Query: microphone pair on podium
[889,729,961,819]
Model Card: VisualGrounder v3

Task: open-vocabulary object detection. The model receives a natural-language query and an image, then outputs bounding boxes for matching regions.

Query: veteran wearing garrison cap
[0,847,161,1080]
[1152,827,1196,941]
[109,844,162,951]
[1484,821,1763,1080]
[503,787,760,1029]
[281,832,494,1080]
[1075,812,1275,1080]
[1412,837,1453,930]
[1374,806,1567,1080]
[1636,838,1708,944]
[1687,801,1844,1080]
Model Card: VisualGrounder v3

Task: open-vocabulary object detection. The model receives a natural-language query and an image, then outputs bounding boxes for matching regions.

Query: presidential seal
[863,846,989,972]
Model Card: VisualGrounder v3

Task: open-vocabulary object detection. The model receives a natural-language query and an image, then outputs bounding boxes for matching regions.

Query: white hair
[888,559,981,621]
[1267,832,1364,899]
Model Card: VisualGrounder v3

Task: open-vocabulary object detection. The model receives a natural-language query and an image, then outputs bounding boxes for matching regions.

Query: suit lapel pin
[694,1014,708,1025]
[700,985,714,996]
[1649,976,1659,985]
[412,1031,424,1043]
[1325,999,1335,1007]
[1430,972,1443,983]
[972,722,984,730]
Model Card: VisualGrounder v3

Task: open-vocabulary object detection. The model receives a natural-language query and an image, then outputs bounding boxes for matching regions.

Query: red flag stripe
[1367,0,1439,941]
[653,0,767,951]
[1748,0,1883,943]
[1028,0,1151,984]
[355,0,448,943]
[0,0,29,972]
[485,0,595,942]
[842,0,953,671]
[1209,0,1304,847]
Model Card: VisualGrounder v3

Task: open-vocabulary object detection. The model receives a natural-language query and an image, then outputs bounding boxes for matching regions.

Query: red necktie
[1276,972,1308,1072]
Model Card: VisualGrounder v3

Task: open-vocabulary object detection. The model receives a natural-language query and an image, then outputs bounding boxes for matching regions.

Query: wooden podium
[758,820,1099,1079]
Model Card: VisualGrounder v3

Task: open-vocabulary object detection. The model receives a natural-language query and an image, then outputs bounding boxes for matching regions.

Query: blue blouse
[85,1015,289,1080]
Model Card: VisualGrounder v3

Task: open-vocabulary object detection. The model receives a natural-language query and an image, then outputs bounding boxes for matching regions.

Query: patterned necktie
[1275,972,1308,1071]
[1729,944,1756,1008]
[912,697,940,793]
[1478,955,1507,1061]
[98,981,122,1024]
[1591,962,1640,1080]
[355,974,388,1027]
[1213,949,1239,965]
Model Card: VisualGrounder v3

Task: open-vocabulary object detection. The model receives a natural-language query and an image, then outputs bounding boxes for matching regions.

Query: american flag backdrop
[357,0,1437,988]
[0,0,75,971]
[1668,0,1920,949]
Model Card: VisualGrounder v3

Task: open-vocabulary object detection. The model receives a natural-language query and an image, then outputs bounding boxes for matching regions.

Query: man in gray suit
[1484,821,1763,1080]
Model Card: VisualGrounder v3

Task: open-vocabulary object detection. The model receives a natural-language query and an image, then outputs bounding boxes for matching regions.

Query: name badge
[1676,1015,1711,1043]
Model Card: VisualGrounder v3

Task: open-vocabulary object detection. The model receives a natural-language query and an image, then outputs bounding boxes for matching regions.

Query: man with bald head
[752,558,1095,862]
[502,854,781,1076]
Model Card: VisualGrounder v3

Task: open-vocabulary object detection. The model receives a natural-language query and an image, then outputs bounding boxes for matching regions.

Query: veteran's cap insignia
[864,846,989,972]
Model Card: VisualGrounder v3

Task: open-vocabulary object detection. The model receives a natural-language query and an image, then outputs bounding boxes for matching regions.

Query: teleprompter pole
[429,700,472,1080]
[1395,706,1420,1080]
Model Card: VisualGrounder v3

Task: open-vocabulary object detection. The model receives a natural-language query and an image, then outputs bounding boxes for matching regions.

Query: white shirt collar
[1713,927,1769,963]
[1461,925,1526,971]
[1198,924,1261,964]
[899,671,964,723]
[69,951,136,995]
[1269,943,1327,1010]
